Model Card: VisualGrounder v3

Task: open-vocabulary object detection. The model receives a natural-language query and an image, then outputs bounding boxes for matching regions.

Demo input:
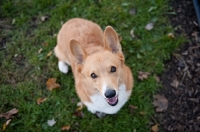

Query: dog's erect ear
[69,39,87,64]
[104,26,122,53]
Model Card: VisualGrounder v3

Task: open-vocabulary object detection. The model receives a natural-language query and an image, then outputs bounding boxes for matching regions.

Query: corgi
[54,18,133,117]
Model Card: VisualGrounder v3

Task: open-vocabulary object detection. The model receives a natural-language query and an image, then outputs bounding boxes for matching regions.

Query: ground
[155,0,200,131]
[0,0,198,131]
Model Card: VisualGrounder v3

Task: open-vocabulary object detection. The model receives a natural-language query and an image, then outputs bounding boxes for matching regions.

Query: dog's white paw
[96,112,107,118]
[87,107,96,114]
[58,61,68,73]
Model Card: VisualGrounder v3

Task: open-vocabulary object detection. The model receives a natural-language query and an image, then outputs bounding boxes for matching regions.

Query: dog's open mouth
[106,95,118,106]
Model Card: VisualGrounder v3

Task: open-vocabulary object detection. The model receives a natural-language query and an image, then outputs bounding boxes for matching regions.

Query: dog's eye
[91,73,97,79]
[110,66,116,73]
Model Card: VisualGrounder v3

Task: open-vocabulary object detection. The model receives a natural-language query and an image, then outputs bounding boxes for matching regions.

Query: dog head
[70,26,125,106]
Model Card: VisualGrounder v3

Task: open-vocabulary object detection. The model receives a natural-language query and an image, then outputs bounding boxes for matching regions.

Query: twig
[173,53,192,78]
[180,72,186,85]
[149,114,161,126]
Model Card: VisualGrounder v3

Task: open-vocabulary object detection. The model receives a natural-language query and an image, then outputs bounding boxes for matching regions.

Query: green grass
[0,0,184,131]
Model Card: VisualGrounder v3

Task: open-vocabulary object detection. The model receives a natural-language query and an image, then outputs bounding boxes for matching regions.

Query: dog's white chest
[84,84,131,114]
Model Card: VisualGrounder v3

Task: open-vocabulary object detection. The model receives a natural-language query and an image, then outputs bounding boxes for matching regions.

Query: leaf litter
[151,124,159,132]
[2,119,11,131]
[0,108,18,119]
[37,97,47,105]
[138,71,151,80]
[61,125,70,131]
[145,22,154,30]
[153,94,168,112]
[46,78,60,91]
[47,118,56,126]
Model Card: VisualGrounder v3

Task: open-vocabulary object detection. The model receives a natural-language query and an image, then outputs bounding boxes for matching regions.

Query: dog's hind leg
[54,46,70,74]
[96,112,107,118]
[58,61,69,73]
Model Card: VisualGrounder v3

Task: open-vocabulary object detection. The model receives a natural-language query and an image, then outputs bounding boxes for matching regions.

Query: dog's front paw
[58,61,68,73]
[87,107,96,114]
[96,112,107,118]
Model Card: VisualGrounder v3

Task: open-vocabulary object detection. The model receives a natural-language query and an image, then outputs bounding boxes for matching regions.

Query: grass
[0,0,184,131]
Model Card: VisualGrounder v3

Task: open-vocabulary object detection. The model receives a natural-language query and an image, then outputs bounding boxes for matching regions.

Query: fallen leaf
[42,42,48,47]
[130,29,135,38]
[73,110,84,118]
[145,22,154,30]
[139,111,145,115]
[2,124,6,131]
[61,125,70,131]
[38,48,43,54]
[129,105,138,114]
[128,104,138,110]
[41,15,49,22]
[0,108,18,119]
[2,119,11,131]
[46,78,60,91]
[76,102,84,111]
[47,118,56,126]
[12,19,15,25]
[170,78,179,88]
[154,75,160,82]
[138,71,151,80]
[167,33,175,38]
[37,97,47,105]
[46,51,53,58]
[153,94,168,112]
[151,124,159,132]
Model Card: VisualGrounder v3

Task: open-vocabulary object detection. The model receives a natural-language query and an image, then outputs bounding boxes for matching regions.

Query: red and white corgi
[54,18,133,117]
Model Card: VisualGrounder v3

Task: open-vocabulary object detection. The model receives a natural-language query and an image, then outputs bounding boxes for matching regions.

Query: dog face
[70,26,124,106]
[82,51,124,106]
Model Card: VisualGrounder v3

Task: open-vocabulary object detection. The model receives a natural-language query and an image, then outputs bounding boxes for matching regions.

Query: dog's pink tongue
[107,96,118,104]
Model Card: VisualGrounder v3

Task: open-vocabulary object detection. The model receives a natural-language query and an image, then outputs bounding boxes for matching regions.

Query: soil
[154,0,200,132]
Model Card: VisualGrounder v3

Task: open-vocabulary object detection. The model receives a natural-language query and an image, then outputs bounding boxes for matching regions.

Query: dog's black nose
[105,89,116,98]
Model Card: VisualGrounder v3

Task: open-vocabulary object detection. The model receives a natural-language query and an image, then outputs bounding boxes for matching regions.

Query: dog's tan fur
[54,18,133,115]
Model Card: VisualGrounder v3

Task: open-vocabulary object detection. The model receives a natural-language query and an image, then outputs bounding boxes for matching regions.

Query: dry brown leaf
[37,97,47,105]
[154,75,160,82]
[76,102,84,111]
[2,124,6,131]
[128,105,138,110]
[0,108,18,119]
[41,15,49,21]
[167,33,175,38]
[2,119,11,131]
[46,78,60,91]
[73,110,84,118]
[38,48,43,54]
[42,42,48,47]
[170,78,179,88]
[129,105,138,114]
[46,51,53,58]
[151,124,159,132]
[153,94,168,112]
[61,125,70,131]
[138,71,151,80]
[139,111,146,115]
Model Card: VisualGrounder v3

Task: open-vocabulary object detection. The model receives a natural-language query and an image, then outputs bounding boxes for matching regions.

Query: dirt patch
[154,0,200,131]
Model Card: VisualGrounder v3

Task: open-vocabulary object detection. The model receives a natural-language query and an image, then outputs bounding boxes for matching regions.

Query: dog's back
[55,18,104,66]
